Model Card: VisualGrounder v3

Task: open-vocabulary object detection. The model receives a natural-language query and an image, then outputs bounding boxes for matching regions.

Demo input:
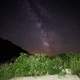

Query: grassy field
[0,52,80,80]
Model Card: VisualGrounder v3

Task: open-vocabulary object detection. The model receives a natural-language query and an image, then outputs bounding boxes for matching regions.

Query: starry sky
[0,0,80,55]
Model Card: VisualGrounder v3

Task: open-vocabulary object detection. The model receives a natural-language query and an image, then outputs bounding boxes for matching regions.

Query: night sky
[0,0,80,55]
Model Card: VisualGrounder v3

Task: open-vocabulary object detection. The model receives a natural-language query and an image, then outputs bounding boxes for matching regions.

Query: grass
[0,52,80,80]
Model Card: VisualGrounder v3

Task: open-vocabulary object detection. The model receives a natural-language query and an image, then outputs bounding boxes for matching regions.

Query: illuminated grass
[0,52,80,80]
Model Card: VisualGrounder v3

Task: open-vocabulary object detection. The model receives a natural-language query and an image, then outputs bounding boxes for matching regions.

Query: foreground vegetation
[0,52,80,80]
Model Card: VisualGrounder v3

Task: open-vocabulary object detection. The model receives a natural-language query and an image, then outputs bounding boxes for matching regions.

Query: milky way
[25,0,63,54]
[0,0,80,55]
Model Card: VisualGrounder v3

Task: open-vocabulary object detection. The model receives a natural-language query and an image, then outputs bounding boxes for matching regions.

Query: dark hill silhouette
[0,38,30,63]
